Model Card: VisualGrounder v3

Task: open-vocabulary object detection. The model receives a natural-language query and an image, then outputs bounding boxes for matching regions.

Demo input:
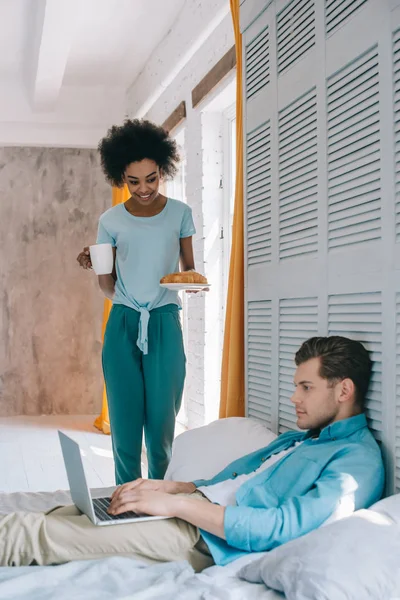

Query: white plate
[160,283,210,291]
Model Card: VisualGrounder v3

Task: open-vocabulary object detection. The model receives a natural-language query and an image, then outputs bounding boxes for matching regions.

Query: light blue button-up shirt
[194,414,384,566]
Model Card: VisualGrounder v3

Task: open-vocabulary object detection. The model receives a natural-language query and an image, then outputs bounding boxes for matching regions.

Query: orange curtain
[94,185,130,434]
[219,0,245,418]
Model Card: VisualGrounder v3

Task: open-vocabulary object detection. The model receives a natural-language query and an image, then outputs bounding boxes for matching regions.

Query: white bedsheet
[0,557,284,600]
[0,489,283,600]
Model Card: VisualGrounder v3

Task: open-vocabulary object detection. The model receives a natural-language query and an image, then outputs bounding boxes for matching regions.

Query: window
[167,134,186,202]
[222,104,237,310]
[167,129,189,426]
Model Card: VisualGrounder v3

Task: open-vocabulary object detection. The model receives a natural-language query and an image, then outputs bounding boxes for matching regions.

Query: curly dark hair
[98,119,180,187]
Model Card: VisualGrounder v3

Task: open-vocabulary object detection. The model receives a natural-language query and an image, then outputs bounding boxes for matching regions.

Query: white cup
[89,243,114,275]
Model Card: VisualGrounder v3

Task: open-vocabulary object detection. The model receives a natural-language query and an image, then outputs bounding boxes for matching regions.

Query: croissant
[160,271,208,284]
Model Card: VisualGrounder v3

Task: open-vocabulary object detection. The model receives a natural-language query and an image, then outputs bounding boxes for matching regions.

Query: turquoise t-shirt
[96,198,196,354]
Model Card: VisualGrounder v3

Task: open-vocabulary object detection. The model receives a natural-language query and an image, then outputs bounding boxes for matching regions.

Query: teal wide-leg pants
[102,304,186,484]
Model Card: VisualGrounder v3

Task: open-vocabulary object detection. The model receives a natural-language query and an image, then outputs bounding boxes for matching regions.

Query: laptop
[58,431,171,526]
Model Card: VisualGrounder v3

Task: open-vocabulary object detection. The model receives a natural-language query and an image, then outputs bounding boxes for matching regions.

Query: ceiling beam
[162,101,186,133]
[27,0,81,112]
[192,46,236,108]
[126,0,230,119]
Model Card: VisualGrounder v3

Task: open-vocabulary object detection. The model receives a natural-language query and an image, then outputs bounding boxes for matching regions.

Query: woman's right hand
[77,247,92,270]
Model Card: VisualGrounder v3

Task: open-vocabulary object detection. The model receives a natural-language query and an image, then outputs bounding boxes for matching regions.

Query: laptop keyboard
[92,497,140,522]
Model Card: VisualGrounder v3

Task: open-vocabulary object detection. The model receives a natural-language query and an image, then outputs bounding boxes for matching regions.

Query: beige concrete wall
[0,147,110,416]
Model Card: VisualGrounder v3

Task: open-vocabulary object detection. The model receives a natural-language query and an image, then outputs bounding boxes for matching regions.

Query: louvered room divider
[240,0,400,495]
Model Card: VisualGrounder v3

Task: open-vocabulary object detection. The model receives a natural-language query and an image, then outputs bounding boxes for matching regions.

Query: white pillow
[165,417,277,482]
[369,493,400,525]
[240,504,400,600]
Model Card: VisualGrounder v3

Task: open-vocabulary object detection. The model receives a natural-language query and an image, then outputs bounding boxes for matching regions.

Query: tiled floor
[0,415,186,493]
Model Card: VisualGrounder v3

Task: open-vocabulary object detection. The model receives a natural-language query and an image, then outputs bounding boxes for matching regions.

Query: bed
[0,418,398,600]
[0,418,281,600]
[0,488,282,600]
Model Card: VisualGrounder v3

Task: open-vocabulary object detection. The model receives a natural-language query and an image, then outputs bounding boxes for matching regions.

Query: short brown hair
[295,336,372,408]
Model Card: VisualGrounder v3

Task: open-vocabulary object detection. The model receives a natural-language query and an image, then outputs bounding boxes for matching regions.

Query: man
[0,336,384,569]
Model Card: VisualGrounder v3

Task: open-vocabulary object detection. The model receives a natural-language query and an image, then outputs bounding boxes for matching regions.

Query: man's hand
[108,487,226,540]
[111,479,196,504]
[108,489,177,517]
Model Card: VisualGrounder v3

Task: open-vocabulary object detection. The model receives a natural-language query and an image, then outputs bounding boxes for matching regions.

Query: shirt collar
[304,413,368,442]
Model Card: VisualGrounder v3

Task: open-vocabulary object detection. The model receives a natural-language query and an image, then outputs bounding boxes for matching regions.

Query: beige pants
[0,492,214,572]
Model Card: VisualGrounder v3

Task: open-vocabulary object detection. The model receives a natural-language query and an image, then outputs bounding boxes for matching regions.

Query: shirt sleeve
[180,204,196,238]
[223,448,384,553]
[96,219,116,246]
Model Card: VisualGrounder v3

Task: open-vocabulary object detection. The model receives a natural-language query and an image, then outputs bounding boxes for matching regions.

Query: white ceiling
[0,0,186,101]
[0,0,29,77]
[0,0,230,148]
[63,0,187,86]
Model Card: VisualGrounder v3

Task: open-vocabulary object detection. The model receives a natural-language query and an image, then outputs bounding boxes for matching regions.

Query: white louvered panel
[327,47,381,249]
[247,301,272,426]
[279,89,318,260]
[328,293,382,440]
[277,0,315,76]
[396,295,400,492]
[245,26,269,100]
[325,0,368,37]
[394,29,400,243]
[278,298,318,433]
[246,121,271,266]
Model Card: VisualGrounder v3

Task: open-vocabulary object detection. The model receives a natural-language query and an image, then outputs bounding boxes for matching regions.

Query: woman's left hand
[108,489,177,517]
[185,287,210,294]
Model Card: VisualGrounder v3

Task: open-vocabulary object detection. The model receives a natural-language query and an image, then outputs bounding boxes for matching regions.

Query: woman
[77,119,197,485]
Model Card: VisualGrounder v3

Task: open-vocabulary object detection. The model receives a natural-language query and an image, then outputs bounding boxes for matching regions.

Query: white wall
[126,0,234,428]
